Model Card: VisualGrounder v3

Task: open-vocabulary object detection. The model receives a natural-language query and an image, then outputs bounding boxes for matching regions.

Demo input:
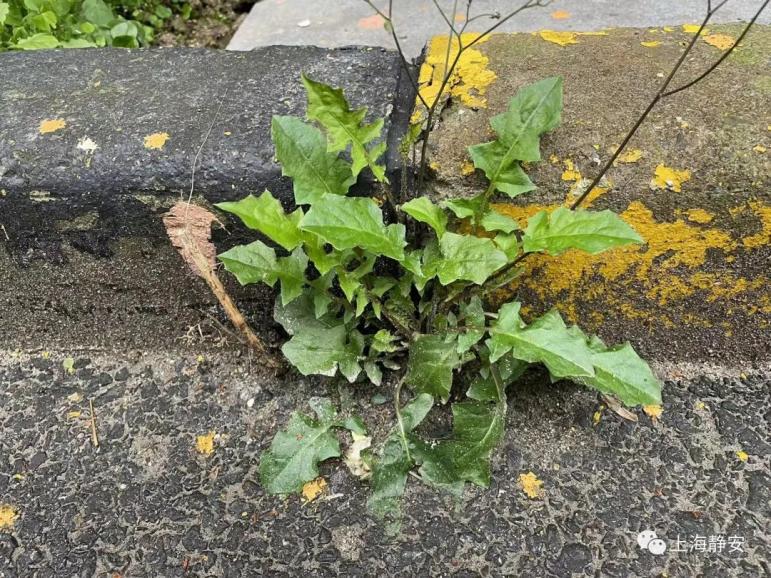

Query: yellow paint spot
[753,144,767,154]
[460,160,475,176]
[683,24,709,35]
[592,409,602,425]
[538,30,578,47]
[144,132,170,150]
[518,472,544,499]
[650,164,691,192]
[302,477,327,502]
[742,201,771,249]
[39,118,66,134]
[643,404,663,419]
[695,401,707,411]
[561,159,581,181]
[0,505,17,529]
[616,149,643,164]
[686,208,714,224]
[412,34,496,122]
[550,10,571,20]
[549,154,560,165]
[736,450,749,462]
[67,410,82,419]
[195,431,215,455]
[641,41,661,48]
[703,33,735,50]
[663,26,674,32]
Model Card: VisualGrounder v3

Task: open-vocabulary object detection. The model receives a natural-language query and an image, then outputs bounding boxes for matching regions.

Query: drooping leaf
[489,306,595,379]
[271,116,355,205]
[579,340,662,406]
[14,33,59,49]
[406,334,459,403]
[436,233,507,286]
[300,194,406,260]
[302,74,387,182]
[368,394,434,522]
[480,210,520,234]
[275,294,361,379]
[216,191,303,251]
[401,197,447,237]
[259,397,341,494]
[469,77,562,196]
[416,401,504,491]
[522,207,643,256]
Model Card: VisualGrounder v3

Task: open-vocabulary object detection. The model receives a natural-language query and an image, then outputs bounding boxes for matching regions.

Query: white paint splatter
[77,137,98,153]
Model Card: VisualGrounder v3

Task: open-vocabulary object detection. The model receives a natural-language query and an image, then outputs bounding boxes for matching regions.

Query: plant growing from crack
[207,0,767,527]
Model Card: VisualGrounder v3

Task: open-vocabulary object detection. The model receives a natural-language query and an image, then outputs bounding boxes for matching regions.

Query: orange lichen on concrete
[741,201,771,249]
[412,34,496,122]
[650,164,692,192]
[685,208,714,224]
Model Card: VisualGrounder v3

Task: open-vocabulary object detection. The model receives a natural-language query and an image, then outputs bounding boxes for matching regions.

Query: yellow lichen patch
[650,164,691,192]
[460,160,476,176]
[518,472,544,499]
[616,149,643,164]
[195,431,215,455]
[736,450,749,462]
[39,118,66,134]
[412,34,496,122]
[685,208,714,224]
[663,26,674,32]
[490,198,770,324]
[753,144,767,154]
[742,201,771,249]
[643,404,663,419]
[538,30,578,46]
[302,477,327,502]
[144,132,170,150]
[703,33,735,50]
[549,154,560,165]
[0,505,17,529]
[641,41,661,48]
[683,24,709,35]
[551,10,571,20]
[561,159,581,181]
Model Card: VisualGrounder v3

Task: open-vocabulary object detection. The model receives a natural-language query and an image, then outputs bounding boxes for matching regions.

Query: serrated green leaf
[406,334,459,403]
[259,397,341,494]
[369,393,433,522]
[443,194,485,219]
[469,77,562,196]
[219,240,279,286]
[523,207,643,256]
[480,210,519,234]
[489,307,595,379]
[277,248,309,306]
[275,293,360,378]
[468,142,536,198]
[436,233,507,286]
[300,195,406,260]
[579,342,662,406]
[271,115,355,205]
[302,74,388,182]
[401,197,447,237]
[14,32,59,49]
[416,401,504,491]
[216,191,302,251]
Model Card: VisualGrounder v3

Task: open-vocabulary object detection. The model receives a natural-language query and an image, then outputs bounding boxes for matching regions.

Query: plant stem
[393,374,412,461]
